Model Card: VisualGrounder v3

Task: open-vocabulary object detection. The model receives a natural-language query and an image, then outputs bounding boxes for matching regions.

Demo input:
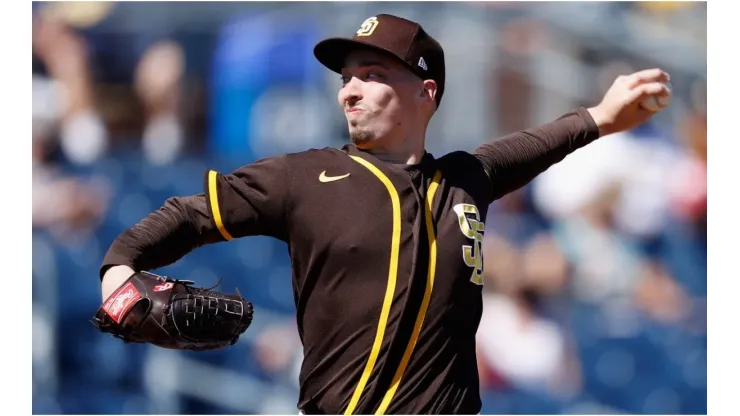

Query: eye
[340,76,351,86]
[367,72,382,80]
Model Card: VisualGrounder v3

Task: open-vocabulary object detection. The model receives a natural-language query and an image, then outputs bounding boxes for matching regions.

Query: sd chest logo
[453,203,485,286]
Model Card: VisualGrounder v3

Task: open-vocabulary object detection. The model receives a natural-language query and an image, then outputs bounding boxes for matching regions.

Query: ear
[421,79,438,106]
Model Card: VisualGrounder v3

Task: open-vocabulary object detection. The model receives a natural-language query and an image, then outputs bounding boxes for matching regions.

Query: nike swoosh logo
[319,171,350,183]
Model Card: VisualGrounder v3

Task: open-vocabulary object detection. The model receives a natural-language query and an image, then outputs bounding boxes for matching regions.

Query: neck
[361,129,426,165]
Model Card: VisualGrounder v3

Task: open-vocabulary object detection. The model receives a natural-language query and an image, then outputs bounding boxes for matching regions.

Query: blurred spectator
[253,320,303,388]
[477,232,582,400]
[547,182,694,327]
[33,2,186,166]
[669,80,707,229]
[32,74,110,240]
[632,261,692,325]
[31,167,110,236]
[33,12,109,165]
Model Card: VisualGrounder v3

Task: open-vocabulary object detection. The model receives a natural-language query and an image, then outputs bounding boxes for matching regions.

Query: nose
[338,77,363,108]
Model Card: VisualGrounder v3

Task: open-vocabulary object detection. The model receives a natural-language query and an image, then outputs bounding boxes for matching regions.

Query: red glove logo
[103,282,142,323]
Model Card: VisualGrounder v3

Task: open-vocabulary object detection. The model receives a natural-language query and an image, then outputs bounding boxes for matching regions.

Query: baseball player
[94,14,672,415]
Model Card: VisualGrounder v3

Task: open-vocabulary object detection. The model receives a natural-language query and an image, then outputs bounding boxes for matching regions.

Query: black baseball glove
[91,271,253,351]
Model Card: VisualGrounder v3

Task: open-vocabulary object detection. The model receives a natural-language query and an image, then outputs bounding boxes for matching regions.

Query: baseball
[640,81,672,112]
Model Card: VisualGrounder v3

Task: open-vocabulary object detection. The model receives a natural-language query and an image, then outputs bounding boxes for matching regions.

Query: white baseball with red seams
[640,81,672,112]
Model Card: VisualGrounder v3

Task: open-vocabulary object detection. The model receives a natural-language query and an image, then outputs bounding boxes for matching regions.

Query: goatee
[350,129,374,144]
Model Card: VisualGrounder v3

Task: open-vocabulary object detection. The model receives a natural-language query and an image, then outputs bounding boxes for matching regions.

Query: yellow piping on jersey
[375,170,442,414]
[207,170,234,241]
[344,155,402,415]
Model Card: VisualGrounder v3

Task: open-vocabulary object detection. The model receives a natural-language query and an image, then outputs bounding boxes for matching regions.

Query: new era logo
[418,57,428,71]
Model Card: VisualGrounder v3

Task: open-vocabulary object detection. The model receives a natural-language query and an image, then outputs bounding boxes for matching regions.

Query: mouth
[346,107,363,114]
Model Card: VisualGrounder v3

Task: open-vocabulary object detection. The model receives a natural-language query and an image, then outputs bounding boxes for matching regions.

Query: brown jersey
[101,108,599,414]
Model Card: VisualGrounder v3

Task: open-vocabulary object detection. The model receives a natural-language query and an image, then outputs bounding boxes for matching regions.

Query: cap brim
[314,37,407,74]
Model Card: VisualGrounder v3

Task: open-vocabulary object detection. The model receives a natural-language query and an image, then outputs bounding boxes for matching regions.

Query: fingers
[627,81,671,103]
[618,68,670,89]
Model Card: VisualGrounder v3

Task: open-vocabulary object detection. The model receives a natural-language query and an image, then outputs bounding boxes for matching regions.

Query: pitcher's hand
[588,68,671,137]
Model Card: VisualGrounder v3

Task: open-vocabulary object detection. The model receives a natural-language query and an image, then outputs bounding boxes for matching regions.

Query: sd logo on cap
[356,16,379,37]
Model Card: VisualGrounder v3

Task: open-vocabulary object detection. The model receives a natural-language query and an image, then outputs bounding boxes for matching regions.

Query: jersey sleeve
[204,154,290,242]
[471,107,600,203]
[100,194,222,279]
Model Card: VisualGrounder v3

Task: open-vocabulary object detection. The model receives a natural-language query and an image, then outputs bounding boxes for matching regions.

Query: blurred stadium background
[31,1,706,414]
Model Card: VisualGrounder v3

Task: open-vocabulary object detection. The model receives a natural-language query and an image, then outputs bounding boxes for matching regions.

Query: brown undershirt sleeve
[99,194,221,279]
[471,107,601,202]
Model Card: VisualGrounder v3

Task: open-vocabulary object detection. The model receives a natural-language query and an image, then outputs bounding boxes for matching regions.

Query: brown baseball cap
[314,14,446,107]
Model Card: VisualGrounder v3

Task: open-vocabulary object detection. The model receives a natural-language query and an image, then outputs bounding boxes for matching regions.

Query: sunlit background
[31,1,706,414]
